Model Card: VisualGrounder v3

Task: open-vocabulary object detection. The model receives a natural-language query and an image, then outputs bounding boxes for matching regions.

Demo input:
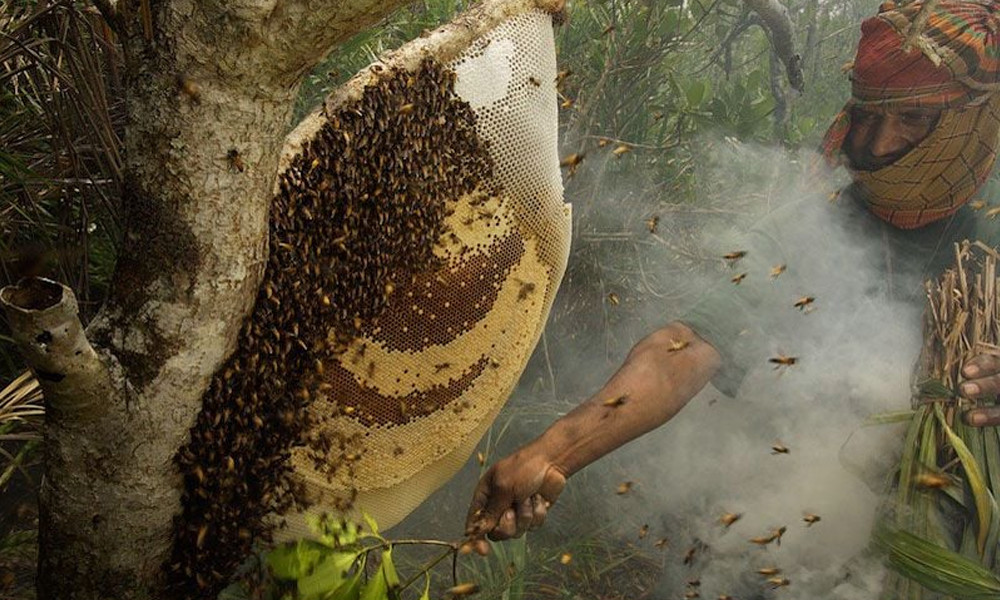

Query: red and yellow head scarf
[821,0,1000,229]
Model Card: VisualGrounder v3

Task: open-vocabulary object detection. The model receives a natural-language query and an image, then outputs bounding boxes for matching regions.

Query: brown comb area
[372,232,524,352]
[328,356,490,427]
[166,59,495,599]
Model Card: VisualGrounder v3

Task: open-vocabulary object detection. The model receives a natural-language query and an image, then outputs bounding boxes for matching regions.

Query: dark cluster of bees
[165,58,495,598]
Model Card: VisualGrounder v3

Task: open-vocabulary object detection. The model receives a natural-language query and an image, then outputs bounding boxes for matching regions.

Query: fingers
[964,354,1000,379]
[487,508,518,541]
[465,468,511,538]
[962,355,1000,399]
[529,494,549,531]
[966,406,1000,427]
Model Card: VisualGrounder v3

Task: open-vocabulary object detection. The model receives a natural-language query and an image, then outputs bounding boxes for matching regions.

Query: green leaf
[327,557,365,600]
[874,526,1000,599]
[362,512,381,539]
[916,379,957,400]
[298,550,364,600]
[418,574,431,600]
[267,541,325,580]
[685,80,709,108]
[358,547,400,600]
[308,515,361,548]
[936,404,992,555]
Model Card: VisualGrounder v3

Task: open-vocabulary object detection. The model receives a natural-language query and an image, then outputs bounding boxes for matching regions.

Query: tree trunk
[1,0,410,597]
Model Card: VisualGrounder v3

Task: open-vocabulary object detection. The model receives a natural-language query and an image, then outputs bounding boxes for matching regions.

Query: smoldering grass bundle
[877,241,1000,599]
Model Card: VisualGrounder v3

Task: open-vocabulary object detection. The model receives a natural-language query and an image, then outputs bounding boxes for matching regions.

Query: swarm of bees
[167,59,495,598]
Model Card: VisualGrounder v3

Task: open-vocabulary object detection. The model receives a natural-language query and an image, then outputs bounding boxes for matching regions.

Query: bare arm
[465,321,721,546]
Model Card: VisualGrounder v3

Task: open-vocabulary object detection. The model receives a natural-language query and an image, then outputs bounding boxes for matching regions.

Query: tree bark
[744,0,803,92]
[1,0,410,598]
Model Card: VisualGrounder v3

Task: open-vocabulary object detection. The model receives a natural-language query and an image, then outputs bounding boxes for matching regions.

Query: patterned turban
[821,0,1000,229]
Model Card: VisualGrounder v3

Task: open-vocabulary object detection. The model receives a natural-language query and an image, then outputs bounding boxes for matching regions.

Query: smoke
[393,137,926,599]
[570,138,923,599]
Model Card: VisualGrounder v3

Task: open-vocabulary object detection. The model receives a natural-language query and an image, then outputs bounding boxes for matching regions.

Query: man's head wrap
[821,0,1000,229]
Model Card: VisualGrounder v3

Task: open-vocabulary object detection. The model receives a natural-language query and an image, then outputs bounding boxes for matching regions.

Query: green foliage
[875,526,1000,599]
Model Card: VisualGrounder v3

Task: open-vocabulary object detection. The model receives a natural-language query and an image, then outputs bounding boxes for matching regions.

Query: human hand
[463,444,567,555]
[961,354,1000,426]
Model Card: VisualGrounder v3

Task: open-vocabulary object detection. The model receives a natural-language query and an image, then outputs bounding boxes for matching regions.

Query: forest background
[0,0,887,597]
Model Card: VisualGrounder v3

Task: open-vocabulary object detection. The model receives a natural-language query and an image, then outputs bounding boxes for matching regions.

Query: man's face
[845,105,942,171]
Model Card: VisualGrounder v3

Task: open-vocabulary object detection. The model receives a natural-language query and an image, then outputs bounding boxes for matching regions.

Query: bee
[398,103,415,115]
[447,583,480,596]
[528,76,541,87]
[757,567,781,576]
[652,111,664,121]
[227,149,246,173]
[731,273,747,285]
[612,144,631,157]
[750,526,786,546]
[434,362,451,373]
[718,596,735,600]
[687,578,701,587]
[555,69,572,86]
[771,443,790,455]
[176,74,202,104]
[560,552,572,565]
[769,355,797,370]
[828,189,841,202]
[518,281,536,301]
[560,152,585,176]
[654,538,669,549]
[476,451,486,466]
[645,215,660,233]
[616,481,634,495]
[560,97,574,109]
[987,206,1000,220]
[683,546,698,566]
[597,138,611,148]
[767,577,791,588]
[803,514,821,526]
[603,394,628,408]
[602,24,616,35]
[668,339,690,352]
[770,264,786,279]
[196,525,208,549]
[915,471,951,489]
[607,292,620,305]
[723,250,747,265]
[971,200,986,211]
[684,592,700,599]
[794,296,815,311]
[719,512,742,527]
[638,524,649,539]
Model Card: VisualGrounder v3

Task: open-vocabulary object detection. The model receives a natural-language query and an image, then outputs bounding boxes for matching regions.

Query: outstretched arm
[464,320,721,550]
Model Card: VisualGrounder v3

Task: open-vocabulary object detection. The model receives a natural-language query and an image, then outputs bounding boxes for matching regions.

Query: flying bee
[719,596,735,600]
[561,97,574,109]
[770,264,786,279]
[447,583,480,597]
[687,578,701,587]
[603,394,628,408]
[602,24,616,35]
[612,144,631,157]
[616,481,634,495]
[719,512,742,527]
[750,526,786,546]
[607,292,620,305]
[769,355,797,370]
[987,206,1000,220]
[598,138,611,148]
[668,339,690,352]
[684,592,700,599]
[683,546,698,566]
[227,149,245,173]
[794,296,815,311]
[560,153,585,176]
[803,514,821,526]
[971,200,986,211]
[767,577,791,588]
[555,69,572,86]
[723,250,747,265]
[638,524,649,539]
[560,552,572,565]
[645,215,660,233]
[654,538,669,549]
[176,74,202,104]
[915,471,952,489]
[757,567,781,576]
[731,273,747,285]
[476,451,486,466]
[771,443,790,455]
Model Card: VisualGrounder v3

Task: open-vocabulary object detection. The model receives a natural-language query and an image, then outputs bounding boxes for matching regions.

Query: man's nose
[869,118,908,157]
